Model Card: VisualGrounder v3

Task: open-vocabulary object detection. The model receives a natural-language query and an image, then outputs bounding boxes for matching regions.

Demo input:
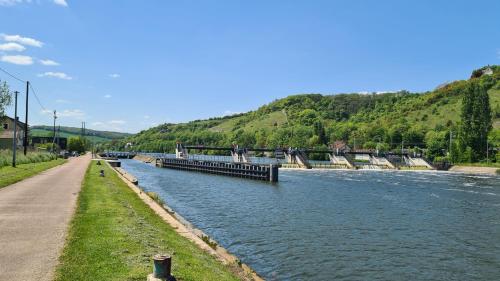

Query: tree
[459,82,492,160]
[0,80,11,118]
[425,130,447,160]
[313,121,328,145]
[68,137,87,153]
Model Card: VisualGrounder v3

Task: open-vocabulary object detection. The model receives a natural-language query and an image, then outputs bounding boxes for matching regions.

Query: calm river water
[121,160,500,281]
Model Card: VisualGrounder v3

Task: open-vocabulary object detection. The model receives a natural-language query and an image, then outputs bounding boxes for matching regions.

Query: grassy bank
[54,161,241,281]
[0,159,67,188]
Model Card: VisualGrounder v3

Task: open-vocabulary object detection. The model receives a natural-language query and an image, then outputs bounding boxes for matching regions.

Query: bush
[146,191,165,206]
[0,149,57,168]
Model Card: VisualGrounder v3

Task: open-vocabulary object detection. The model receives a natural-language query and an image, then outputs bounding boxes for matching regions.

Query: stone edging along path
[108,162,264,281]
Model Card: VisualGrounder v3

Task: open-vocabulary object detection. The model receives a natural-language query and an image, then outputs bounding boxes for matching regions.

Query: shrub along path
[0,154,91,281]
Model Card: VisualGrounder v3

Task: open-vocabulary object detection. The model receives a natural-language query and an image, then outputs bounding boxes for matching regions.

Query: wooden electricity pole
[12,91,18,167]
[52,110,57,153]
[23,81,29,155]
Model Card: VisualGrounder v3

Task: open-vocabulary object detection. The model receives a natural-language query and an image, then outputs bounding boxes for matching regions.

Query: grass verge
[0,158,67,188]
[54,161,241,281]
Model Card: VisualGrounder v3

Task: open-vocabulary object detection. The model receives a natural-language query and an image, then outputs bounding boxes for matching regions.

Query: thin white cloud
[1,55,33,65]
[39,59,59,66]
[38,72,72,80]
[55,99,70,104]
[143,115,150,119]
[40,109,53,115]
[109,120,126,125]
[58,109,85,119]
[357,90,398,95]
[53,0,67,7]
[223,110,242,116]
[109,73,120,78]
[0,0,24,6]
[0,42,26,52]
[0,0,67,6]
[103,94,112,98]
[92,119,126,131]
[1,34,43,47]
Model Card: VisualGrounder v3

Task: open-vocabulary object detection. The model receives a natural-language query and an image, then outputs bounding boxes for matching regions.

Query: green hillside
[31,126,131,143]
[118,66,500,162]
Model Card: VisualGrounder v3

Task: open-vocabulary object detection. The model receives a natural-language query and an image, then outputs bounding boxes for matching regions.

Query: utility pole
[52,110,57,153]
[57,125,60,148]
[401,140,404,162]
[12,91,18,167]
[486,140,489,164]
[23,81,29,155]
[449,130,453,163]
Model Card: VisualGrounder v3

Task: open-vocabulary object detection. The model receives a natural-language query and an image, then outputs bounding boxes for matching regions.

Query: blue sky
[0,0,499,133]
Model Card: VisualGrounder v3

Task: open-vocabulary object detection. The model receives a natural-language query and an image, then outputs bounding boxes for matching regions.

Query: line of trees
[0,80,11,122]
[456,81,492,162]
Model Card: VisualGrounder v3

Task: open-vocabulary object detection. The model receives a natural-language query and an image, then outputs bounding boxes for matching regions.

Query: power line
[0,65,47,111]
[0,65,26,83]
[28,83,46,111]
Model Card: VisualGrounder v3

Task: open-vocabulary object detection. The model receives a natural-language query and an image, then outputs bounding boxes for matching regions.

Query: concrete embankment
[111,164,263,281]
[133,154,156,164]
[449,165,499,175]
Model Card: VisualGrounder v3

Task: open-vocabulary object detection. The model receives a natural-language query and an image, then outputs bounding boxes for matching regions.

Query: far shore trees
[459,81,492,161]
[68,137,88,154]
[0,80,11,119]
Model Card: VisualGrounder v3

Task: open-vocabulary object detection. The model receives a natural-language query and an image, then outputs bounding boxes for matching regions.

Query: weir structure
[168,144,434,170]
[140,143,435,181]
[154,143,279,182]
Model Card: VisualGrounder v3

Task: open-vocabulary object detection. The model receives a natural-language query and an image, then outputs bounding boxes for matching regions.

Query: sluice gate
[156,157,279,182]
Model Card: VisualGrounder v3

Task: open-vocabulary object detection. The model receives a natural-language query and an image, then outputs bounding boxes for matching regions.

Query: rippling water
[121,160,500,281]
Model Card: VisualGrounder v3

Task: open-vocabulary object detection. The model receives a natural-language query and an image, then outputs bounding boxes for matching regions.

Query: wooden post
[12,91,18,167]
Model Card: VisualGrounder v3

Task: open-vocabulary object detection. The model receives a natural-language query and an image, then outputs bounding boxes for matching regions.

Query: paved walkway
[0,154,91,281]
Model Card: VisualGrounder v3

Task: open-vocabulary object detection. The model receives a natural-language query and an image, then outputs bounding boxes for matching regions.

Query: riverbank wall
[110,163,263,281]
[449,165,500,175]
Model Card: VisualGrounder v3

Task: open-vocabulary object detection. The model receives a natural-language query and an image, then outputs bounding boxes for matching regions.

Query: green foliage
[0,149,58,168]
[30,125,131,143]
[146,191,165,206]
[117,66,500,165]
[0,80,11,118]
[68,137,89,153]
[459,81,492,161]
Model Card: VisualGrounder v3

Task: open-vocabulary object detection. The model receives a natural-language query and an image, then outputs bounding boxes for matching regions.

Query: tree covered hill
[31,125,131,143]
[119,65,500,161]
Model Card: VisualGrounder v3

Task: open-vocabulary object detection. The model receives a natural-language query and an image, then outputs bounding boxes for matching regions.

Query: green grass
[210,111,287,133]
[0,149,59,167]
[0,159,67,188]
[30,128,111,143]
[54,161,241,281]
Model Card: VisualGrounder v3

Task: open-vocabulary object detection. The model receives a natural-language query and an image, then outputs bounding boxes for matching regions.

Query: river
[121,159,500,281]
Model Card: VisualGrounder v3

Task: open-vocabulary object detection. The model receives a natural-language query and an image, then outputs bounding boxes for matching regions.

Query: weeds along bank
[0,149,57,167]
